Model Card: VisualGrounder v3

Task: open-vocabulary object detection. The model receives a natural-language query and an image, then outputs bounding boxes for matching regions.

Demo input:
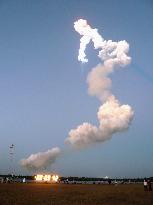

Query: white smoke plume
[20,147,61,171]
[74,19,131,66]
[65,19,134,148]
[66,96,133,148]
[87,63,112,101]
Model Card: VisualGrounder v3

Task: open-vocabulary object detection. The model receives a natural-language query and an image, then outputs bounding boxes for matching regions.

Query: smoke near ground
[20,147,61,171]
[65,19,134,148]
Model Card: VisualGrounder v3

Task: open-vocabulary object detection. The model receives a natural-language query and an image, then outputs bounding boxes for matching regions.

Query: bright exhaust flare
[35,174,59,182]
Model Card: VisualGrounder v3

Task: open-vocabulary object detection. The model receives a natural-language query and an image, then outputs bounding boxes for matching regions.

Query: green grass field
[0,183,153,205]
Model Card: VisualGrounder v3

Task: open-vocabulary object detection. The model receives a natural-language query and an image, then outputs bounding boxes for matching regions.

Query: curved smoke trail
[65,19,134,148]
[20,19,134,171]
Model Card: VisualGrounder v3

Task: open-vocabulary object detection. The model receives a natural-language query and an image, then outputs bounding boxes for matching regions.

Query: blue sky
[0,0,153,177]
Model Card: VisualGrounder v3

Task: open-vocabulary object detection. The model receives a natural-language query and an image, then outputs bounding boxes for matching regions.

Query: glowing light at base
[35,174,59,182]
[52,175,59,182]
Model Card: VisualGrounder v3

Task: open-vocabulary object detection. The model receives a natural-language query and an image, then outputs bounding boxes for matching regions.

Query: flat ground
[0,183,153,205]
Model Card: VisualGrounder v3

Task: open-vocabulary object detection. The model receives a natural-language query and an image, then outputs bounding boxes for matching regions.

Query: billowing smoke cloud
[74,19,131,66]
[66,96,133,148]
[74,19,131,102]
[20,147,61,171]
[87,63,112,101]
[65,19,134,148]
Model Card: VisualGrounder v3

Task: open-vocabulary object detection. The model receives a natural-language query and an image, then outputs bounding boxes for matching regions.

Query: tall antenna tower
[9,144,15,176]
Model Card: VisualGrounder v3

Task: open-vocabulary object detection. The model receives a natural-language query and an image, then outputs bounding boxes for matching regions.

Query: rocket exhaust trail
[65,19,134,149]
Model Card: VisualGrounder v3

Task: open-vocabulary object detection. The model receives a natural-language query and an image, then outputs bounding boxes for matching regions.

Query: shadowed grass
[0,183,153,205]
